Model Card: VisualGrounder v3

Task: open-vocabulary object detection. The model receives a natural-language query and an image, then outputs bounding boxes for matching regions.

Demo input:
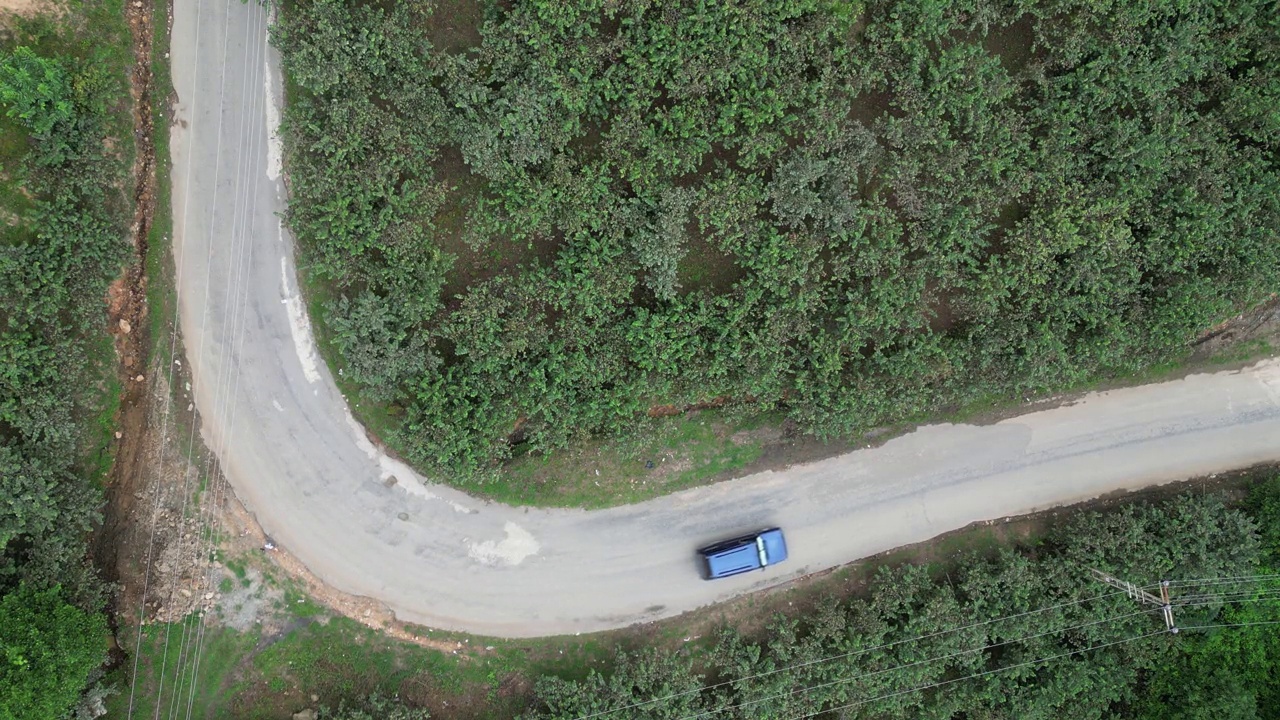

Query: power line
[1176,594,1280,611]
[1172,584,1280,599]
[1164,573,1280,588]
[146,0,238,715]
[777,608,1280,720]
[178,4,270,718]
[164,4,266,708]
[123,0,209,713]
[1173,587,1280,605]
[573,575,1278,720]
[675,609,1156,720]
[1179,619,1280,631]
[779,629,1168,720]
[1093,570,1280,635]
[569,587,1140,720]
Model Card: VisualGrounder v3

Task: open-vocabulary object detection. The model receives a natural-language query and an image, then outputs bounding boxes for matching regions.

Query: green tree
[0,584,107,720]
[0,47,73,138]
[525,648,710,719]
[319,693,429,720]
[522,491,1268,719]
[274,0,1280,480]
[0,443,61,553]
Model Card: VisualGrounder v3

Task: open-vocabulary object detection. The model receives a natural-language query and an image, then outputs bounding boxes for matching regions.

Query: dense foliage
[276,0,1280,479]
[518,485,1280,719]
[317,693,432,720]
[0,584,109,720]
[1130,477,1280,719]
[0,6,132,717]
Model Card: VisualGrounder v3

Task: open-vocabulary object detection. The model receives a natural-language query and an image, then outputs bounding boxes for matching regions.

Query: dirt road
[169,0,1280,638]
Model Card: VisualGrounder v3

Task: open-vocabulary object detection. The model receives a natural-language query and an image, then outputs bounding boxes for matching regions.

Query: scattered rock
[204,592,214,601]
[115,431,123,439]
[292,710,316,720]
[135,374,145,382]
[310,695,319,703]
[179,589,192,598]
[119,318,132,334]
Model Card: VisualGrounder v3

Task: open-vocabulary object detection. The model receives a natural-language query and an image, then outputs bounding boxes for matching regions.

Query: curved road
[170,0,1280,638]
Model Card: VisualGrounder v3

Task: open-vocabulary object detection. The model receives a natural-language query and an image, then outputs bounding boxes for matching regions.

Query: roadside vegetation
[0,1,134,716]
[115,471,1280,719]
[275,0,1280,491]
[522,479,1280,719]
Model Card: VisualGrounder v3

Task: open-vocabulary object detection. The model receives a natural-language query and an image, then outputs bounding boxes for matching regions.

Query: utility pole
[1090,569,1178,634]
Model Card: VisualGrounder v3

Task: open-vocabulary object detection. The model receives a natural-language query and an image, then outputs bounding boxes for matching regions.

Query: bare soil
[0,0,55,18]
[215,485,466,653]
[95,0,161,652]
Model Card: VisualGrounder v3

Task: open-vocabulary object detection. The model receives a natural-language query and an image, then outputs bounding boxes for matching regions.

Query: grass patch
[251,617,447,706]
[280,586,325,619]
[421,0,484,55]
[79,330,124,484]
[145,0,177,367]
[1208,337,1274,366]
[108,622,260,720]
[481,409,775,508]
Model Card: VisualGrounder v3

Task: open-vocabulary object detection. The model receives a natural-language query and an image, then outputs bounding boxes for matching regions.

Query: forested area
[517,480,1280,719]
[275,0,1280,480]
[0,3,132,717]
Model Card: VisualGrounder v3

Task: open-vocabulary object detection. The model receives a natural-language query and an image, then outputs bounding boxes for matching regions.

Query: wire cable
[779,629,1168,720]
[1164,573,1280,588]
[568,586,1140,720]
[147,1,237,715]
[1179,619,1280,631]
[178,5,269,718]
[123,0,207,713]
[1175,594,1280,611]
[573,575,1271,720]
[1172,587,1280,605]
[674,609,1156,720]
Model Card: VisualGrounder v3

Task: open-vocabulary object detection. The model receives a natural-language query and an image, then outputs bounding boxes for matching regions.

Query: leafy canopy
[0,585,107,720]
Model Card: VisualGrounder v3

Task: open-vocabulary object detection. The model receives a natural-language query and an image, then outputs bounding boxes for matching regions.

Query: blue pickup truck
[697,528,789,579]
